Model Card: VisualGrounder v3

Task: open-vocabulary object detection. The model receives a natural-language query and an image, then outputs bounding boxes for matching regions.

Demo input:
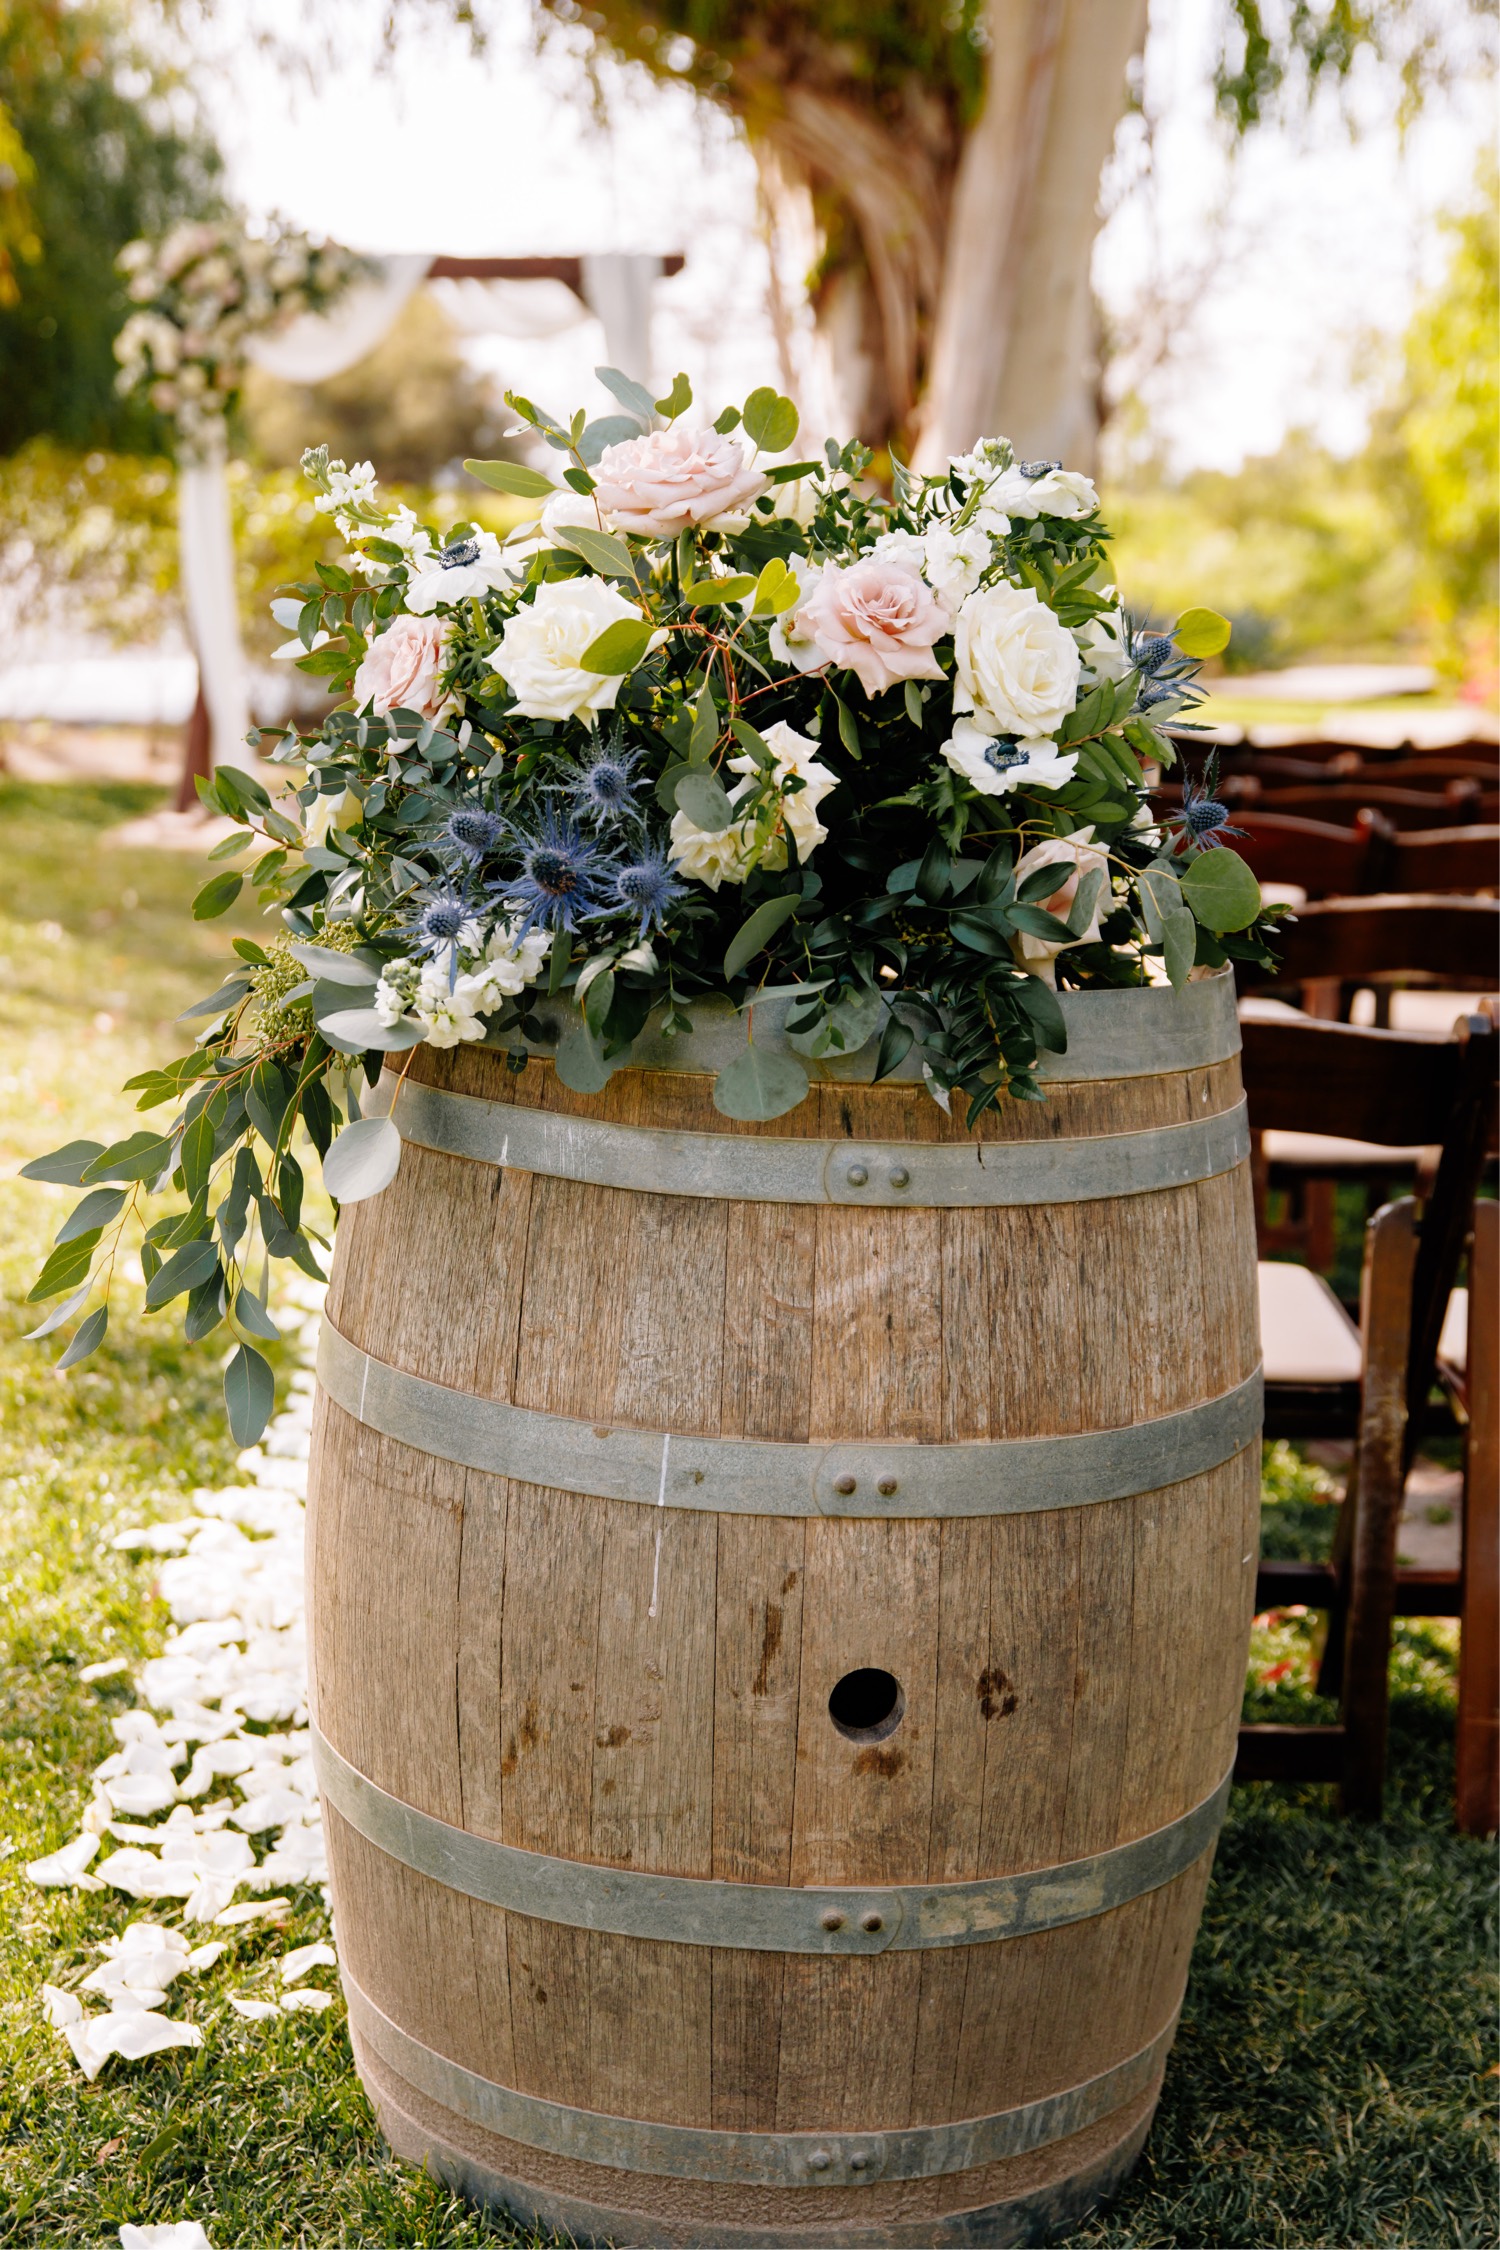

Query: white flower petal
[279,1942,336,1985]
[279,1987,334,2012]
[27,1833,103,1888]
[227,1996,282,2020]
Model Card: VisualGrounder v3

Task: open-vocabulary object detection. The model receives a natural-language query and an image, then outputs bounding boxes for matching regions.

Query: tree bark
[914,0,1149,472]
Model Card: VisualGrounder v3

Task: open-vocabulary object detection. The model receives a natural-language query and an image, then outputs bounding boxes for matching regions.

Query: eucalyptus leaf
[1180,846,1261,933]
[724,893,800,980]
[57,1305,109,1371]
[553,525,637,580]
[741,387,799,455]
[594,365,656,427]
[688,678,719,763]
[1173,606,1232,659]
[1162,906,1199,989]
[322,1115,403,1204]
[177,978,252,1022]
[81,1131,173,1185]
[192,871,243,921]
[674,768,736,832]
[554,1021,617,1094]
[20,1139,102,1186]
[55,1186,126,1244]
[578,413,650,465]
[1137,865,1184,947]
[463,458,554,498]
[713,1044,809,1122]
[224,1343,275,1449]
[289,942,381,988]
[143,1237,220,1309]
[24,1282,90,1339]
[787,988,883,1059]
[1066,866,1106,937]
[318,1008,426,1055]
[578,618,655,675]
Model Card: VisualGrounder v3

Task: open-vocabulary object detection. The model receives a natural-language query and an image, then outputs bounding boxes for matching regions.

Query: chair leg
[1456,1203,1499,1837]
[1316,1440,1359,1700]
[1339,1200,1417,1820]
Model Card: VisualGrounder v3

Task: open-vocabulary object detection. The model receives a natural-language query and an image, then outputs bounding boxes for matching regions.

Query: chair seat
[1439,1286,1469,1373]
[1257,1260,1363,1384]
[1262,1128,1432,1169]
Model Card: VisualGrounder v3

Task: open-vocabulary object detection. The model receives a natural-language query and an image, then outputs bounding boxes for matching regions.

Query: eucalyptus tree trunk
[913,0,1150,472]
[753,0,1147,468]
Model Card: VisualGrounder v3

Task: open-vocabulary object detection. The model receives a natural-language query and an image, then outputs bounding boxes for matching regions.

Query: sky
[190,0,1495,477]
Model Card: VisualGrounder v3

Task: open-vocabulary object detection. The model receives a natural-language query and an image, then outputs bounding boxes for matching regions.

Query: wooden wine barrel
[307,971,1262,2248]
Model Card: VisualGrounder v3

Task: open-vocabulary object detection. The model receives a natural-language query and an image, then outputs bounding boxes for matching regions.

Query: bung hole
[828,1667,905,1744]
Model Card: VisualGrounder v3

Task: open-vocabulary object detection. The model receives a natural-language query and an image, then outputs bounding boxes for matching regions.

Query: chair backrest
[1388,825,1500,895]
[1230,810,1386,898]
[1241,784,1498,829]
[1242,893,1500,991]
[1239,1010,1498,1453]
[1227,736,1499,769]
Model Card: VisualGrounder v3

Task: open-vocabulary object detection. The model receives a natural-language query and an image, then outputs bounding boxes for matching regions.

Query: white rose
[493,578,656,722]
[541,488,607,542]
[941,718,1079,797]
[953,581,1082,741]
[667,810,762,891]
[1008,830,1111,985]
[405,529,512,614]
[981,466,1098,522]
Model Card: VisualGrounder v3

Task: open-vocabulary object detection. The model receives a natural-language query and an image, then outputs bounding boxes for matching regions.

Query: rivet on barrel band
[385,1081,1250,1209]
[316,1318,1263,1520]
[344,1973,1180,2189]
[314,1723,1231,1954]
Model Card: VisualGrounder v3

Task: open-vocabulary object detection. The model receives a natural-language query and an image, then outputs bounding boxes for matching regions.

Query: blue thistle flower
[444,806,506,861]
[1134,634,1176,674]
[561,742,643,825]
[1170,757,1244,852]
[610,847,688,940]
[401,881,478,988]
[1121,613,1206,721]
[495,813,615,938]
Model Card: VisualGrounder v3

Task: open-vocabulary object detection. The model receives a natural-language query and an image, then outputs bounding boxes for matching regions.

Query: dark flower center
[530,848,579,895]
[440,537,481,569]
[1017,459,1060,480]
[982,740,1029,773]
[419,899,467,941]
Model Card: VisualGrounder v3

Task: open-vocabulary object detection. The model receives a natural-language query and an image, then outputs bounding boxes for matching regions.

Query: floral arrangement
[114,218,367,452]
[24,370,1279,1444]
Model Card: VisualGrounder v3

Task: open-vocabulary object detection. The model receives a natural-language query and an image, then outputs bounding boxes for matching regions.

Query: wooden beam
[1236,1724,1345,1782]
[426,254,686,289]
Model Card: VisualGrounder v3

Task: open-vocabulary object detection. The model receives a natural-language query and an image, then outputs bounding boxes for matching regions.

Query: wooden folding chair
[1389,825,1500,894]
[1238,897,1500,1267]
[1230,810,1389,901]
[1235,1010,1499,1818]
[1439,1201,1499,1837]
[1243,783,1498,828]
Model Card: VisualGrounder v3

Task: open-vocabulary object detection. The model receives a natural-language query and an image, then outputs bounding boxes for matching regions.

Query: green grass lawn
[0,784,1494,2248]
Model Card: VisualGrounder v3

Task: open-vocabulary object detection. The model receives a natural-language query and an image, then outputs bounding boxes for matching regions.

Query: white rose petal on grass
[213,1898,292,1928]
[79,1658,131,1682]
[228,1995,282,2021]
[42,1983,83,2028]
[279,1941,337,1985]
[27,1833,104,1890]
[280,1987,334,2013]
[119,2220,217,2250]
[110,1523,191,1554]
[64,2010,204,2081]
[493,578,657,723]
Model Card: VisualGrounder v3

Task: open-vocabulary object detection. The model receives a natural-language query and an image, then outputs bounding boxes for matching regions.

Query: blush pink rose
[590,425,769,537]
[796,557,949,698]
[352,614,449,719]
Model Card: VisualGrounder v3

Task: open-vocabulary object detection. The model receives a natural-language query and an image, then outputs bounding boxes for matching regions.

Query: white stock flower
[728,720,838,864]
[952,581,1082,742]
[493,578,654,722]
[405,529,512,614]
[541,488,606,542]
[941,719,1079,798]
[873,523,992,616]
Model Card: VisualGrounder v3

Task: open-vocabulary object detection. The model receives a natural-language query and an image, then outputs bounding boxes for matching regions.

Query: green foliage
[0,1,223,452]
[1213,0,1497,131]
[1376,159,1500,661]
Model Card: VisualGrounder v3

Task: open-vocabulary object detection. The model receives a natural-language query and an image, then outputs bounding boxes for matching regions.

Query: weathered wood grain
[310,1019,1261,2242]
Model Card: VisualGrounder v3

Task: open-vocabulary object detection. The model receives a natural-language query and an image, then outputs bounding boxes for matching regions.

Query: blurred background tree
[523,0,1495,466]
[0,0,223,452]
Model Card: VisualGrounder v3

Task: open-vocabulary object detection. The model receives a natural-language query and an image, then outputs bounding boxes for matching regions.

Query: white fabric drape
[185,252,665,766]
[178,425,252,770]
